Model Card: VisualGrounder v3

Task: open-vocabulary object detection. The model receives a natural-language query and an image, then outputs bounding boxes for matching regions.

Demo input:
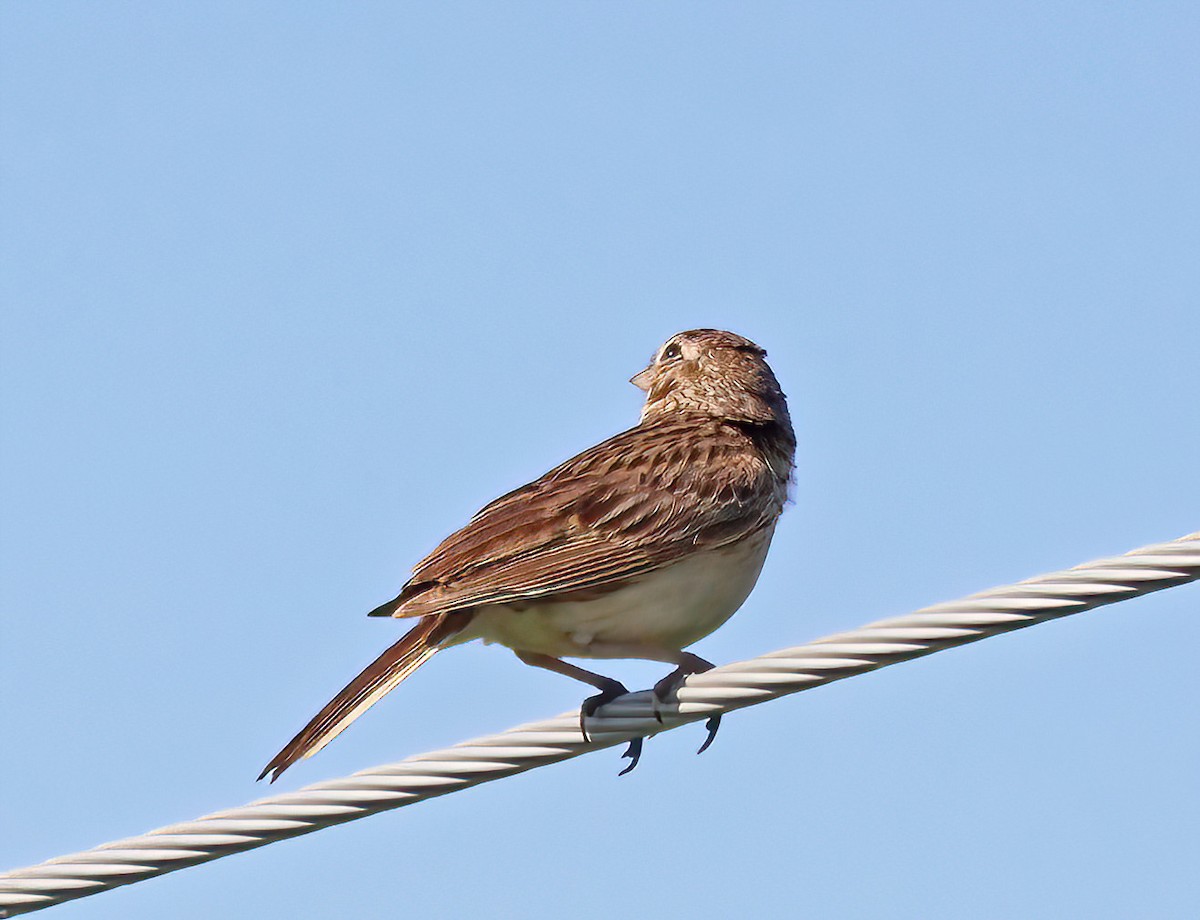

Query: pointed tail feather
[259,613,466,782]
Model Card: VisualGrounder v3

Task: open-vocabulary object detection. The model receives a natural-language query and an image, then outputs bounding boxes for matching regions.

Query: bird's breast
[451,524,776,658]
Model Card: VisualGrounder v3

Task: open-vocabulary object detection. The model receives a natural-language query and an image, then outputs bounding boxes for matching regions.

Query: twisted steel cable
[2,530,1197,916]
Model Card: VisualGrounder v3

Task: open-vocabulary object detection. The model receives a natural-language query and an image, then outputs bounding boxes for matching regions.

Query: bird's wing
[369,418,785,619]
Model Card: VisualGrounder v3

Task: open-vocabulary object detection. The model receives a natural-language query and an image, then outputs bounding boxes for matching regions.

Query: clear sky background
[3,3,1198,918]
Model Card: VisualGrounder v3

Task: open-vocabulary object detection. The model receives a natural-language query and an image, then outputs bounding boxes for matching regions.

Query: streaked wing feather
[382,418,783,619]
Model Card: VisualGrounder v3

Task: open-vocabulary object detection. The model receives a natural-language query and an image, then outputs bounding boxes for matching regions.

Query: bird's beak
[630,366,655,391]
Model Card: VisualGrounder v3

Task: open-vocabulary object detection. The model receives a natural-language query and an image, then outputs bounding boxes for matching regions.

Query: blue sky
[2,3,1198,918]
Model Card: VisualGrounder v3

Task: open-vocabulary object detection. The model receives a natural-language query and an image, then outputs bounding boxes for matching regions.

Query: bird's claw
[618,737,644,776]
[696,714,721,755]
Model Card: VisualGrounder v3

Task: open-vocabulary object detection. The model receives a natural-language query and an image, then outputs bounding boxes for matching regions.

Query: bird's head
[631,329,791,428]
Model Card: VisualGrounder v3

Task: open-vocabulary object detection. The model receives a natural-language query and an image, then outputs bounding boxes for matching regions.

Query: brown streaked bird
[260,329,796,782]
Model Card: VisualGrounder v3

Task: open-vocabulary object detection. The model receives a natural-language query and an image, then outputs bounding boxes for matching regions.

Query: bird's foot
[579,679,648,776]
[651,654,716,721]
[579,678,630,743]
[652,655,721,755]
[651,670,685,722]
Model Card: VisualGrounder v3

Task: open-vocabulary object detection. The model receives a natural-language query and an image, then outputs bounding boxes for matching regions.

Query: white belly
[449,525,775,659]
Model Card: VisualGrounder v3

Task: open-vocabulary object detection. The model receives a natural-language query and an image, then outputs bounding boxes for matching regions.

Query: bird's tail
[259,612,466,783]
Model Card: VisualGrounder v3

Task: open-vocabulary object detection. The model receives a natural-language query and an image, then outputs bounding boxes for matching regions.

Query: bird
[259,328,796,782]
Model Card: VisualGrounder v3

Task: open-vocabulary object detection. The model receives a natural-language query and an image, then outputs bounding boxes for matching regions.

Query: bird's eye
[661,343,682,361]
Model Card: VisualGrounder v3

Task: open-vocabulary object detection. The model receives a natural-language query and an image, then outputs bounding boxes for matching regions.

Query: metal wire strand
[2,531,1197,917]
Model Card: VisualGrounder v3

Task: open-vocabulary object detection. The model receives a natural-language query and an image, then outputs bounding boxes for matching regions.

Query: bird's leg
[512,651,641,768]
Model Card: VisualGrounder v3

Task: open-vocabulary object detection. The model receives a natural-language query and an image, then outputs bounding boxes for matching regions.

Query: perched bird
[260,329,795,781]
